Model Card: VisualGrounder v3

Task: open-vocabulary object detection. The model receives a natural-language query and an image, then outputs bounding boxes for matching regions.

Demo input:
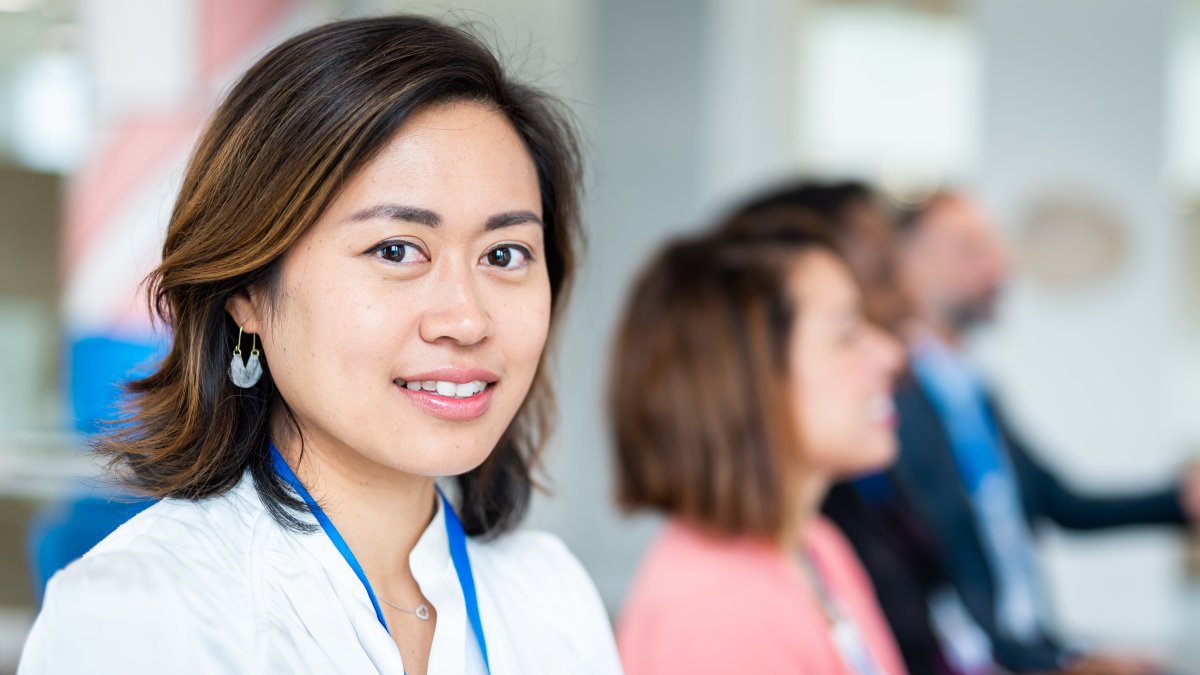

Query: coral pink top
[618,517,907,675]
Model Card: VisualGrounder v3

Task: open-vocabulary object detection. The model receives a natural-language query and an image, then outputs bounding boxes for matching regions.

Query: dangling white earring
[229,326,263,388]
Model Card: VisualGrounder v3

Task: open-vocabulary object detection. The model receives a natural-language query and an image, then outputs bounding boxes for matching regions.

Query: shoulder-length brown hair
[608,211,837,541]
[99,15,583,537]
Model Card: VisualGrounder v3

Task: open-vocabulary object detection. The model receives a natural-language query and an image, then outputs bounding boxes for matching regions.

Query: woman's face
[231,101,550,478]
[788,250,902,478]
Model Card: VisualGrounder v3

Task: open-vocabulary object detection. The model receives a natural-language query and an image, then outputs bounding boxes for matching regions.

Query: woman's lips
[397,382,495,421]
[869,395,898,429]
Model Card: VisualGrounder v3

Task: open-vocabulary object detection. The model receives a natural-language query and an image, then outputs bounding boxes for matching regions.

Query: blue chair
[26,333,165,601]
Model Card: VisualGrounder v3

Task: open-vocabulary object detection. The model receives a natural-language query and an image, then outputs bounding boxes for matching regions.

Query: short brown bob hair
[609,209,840,541]
[99,16,583,537]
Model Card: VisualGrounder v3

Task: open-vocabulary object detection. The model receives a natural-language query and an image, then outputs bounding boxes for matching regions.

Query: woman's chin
[868,437,899,469]
[362,443,497,479]
[841,437,898,477]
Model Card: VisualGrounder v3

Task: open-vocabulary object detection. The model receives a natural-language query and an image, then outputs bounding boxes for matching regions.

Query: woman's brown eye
[489,248,512,267]
[375,242,423,263]
[483,245,531,269]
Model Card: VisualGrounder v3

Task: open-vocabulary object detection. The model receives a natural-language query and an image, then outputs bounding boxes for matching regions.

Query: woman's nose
[872,326,905,378]
[418,260,492,346]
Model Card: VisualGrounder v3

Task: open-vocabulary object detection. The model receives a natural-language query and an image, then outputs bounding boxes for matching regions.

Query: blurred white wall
[971,0,1189,657]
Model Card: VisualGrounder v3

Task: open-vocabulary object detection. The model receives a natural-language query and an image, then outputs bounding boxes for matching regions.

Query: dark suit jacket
[887,371,1187,672]
[824,482,956,675]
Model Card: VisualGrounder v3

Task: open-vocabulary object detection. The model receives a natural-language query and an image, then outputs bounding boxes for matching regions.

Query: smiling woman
[18,16,620,675]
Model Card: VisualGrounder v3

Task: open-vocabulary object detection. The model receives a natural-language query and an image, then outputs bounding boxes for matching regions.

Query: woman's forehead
[789,251,860,314]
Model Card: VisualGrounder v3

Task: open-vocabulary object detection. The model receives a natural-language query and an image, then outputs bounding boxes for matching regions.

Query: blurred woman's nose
[418,259,491,346]
[870,326,904,379]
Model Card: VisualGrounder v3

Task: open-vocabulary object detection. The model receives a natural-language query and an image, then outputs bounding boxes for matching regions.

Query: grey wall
[528,0,715,608]
[973,0,1186,651]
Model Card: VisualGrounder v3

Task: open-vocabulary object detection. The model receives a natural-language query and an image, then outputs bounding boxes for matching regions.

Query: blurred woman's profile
[611,211,906,674]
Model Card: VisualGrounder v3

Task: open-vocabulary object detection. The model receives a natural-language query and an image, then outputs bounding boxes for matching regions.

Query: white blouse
[18,472,623,674]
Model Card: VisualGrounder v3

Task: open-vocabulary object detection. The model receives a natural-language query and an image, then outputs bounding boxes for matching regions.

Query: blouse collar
[236,471,470,671]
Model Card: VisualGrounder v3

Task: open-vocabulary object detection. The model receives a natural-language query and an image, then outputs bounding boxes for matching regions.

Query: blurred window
[795,0,980,199]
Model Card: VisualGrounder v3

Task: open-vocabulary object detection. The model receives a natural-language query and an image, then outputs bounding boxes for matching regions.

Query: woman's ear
[225,288,264,334]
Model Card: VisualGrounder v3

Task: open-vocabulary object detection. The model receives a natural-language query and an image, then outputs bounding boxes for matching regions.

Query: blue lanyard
[270,444,491,673]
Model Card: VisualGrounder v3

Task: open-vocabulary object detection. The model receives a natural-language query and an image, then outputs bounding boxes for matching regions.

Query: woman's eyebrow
[485,210,543,230]
[348,204,543,231]
[349,203,440,226]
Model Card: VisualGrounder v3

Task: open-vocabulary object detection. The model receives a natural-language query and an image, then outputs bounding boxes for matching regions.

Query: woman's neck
[273,422,437,585]
[786,469,830,551]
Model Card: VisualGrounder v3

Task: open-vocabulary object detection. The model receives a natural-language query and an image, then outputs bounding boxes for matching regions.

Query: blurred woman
[733,186,958,675]
[20,16,620,674]
[611,211,906,674]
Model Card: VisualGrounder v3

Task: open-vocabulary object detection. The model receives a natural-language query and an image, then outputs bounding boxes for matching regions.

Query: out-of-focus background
[1,0,1199,672]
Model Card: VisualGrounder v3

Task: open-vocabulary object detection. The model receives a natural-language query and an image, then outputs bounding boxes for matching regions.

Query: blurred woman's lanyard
[800,548,885,675]
[270,443,491,674]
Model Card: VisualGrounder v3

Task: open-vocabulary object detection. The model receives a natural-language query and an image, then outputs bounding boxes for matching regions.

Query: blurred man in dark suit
[889,191,1200,674]
[732,183,1200,675]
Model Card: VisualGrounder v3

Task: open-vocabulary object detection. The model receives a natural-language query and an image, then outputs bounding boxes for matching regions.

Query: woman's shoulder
[84,476,268,570]
[626,520,792,603]
[21,548,258,674]
[618,522,818,674]
[468,528,599,603]
[619,521,802,639]
[468,529,622,671]
[19,481,268,673]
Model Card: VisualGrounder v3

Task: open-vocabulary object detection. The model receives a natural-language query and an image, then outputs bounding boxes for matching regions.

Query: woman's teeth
[398,379,488,399]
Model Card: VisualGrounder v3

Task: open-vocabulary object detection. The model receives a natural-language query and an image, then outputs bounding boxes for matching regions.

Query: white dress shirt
[18,472,623,674]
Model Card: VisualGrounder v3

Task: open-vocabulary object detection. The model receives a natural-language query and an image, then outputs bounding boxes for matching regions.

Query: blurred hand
[1181,462,1200,523]
[1061,653,1161,675]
